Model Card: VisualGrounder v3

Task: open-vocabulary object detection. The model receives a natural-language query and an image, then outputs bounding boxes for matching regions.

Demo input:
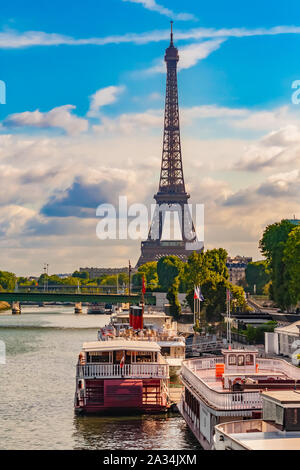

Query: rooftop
[225,430,300,451]
[82,340,161,353]
[262,390,300,405]
[275,320,300,335]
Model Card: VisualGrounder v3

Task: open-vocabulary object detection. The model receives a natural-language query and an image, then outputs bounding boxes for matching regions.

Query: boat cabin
[214,390,300,450]
[110,310,175,330]
[223,348,258,373]
[75,340,170,414]
[80,340,163,366]
[217,348,286,390]
[262,390,300,432]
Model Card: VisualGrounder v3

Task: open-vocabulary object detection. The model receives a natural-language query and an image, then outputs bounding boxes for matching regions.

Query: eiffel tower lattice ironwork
[136,23,203,267]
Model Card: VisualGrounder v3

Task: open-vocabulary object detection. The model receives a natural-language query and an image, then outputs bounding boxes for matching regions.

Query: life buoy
[233,377,244,385]
[79,352,85,365]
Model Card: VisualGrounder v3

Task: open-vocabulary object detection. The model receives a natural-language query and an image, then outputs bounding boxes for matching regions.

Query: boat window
[228,354,236,365]
[135,352,153,363]
[161,347,171,356]
[245,354,254,365]
[285,408,300,431]
[88,352,110,363]
[237,355,245,366]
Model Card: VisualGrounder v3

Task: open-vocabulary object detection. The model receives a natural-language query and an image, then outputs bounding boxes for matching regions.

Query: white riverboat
[98,307,186,377]
[74,339,170,414]
[179,347,300,449]
[214,390,300,450]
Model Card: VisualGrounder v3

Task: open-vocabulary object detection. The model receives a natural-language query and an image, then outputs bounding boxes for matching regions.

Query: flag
[199,287,204,302]
[120,354,125,369]
[194,286,200,300]
[226,289,232,301]
[194,286,204,301]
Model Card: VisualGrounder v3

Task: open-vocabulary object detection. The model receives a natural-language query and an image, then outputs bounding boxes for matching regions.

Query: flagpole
[194,286,196,326]
[229,293,231,346]
[198,285,203,331]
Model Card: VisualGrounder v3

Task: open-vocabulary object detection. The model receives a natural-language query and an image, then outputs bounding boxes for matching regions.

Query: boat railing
[77,362,169,379]
[180,362,262,411]
[185,356,300,378]
[185,356,224,371]
[186,341,226,353]
[181,356,300,411]
[257,358,300,379]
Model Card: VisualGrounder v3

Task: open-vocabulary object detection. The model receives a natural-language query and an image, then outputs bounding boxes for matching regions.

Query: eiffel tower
[136,23,203,267]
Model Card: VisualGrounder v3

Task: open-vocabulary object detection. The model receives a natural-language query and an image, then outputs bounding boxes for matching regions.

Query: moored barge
[179,348,300,449]
[74,339,170,414]
[214,390,300,450]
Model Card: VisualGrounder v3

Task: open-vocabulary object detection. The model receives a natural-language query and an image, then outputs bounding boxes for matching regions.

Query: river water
[0,306,200,450]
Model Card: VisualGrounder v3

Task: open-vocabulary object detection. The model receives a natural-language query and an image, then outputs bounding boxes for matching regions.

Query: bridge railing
[77,363,169,379]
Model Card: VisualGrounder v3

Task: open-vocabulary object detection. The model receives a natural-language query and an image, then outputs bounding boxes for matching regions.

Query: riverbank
[0,301,10,311]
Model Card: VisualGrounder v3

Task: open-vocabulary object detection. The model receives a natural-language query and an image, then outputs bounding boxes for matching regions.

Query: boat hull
[75,377,169,414]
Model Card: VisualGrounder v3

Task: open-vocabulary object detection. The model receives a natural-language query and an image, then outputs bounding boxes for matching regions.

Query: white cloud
[92,109,162,134]
[1,25,300,49]
[122,0,197,21]
[143,39,226,74]
[2,94,300,271]
[87,85,125,117]
[4,105,88,135]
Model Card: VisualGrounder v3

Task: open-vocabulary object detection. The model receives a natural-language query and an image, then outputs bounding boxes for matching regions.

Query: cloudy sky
[0,0,300,276]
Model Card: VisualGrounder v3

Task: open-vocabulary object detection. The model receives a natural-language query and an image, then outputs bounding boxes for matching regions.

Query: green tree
[184,248,229,292]
[157,256,184,292]
[137,261,158,290]
[72,270,89,280]
[100,275,118,286]
[245,260,270,294]
[229,283,248,311]
[184,248,232,322]
[0,271,16,291]
[157,256,183,319]
[283,226,300,306]
[259,219,295,310]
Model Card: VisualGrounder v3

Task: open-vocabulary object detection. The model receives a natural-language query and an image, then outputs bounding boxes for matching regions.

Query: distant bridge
[0,291,156,309]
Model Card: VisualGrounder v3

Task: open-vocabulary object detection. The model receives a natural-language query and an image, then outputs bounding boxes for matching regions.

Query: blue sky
[1,0,300,274]
[1,0,300,117]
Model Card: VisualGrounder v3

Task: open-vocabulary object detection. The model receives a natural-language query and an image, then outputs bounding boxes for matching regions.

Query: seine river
[0,306,200,450]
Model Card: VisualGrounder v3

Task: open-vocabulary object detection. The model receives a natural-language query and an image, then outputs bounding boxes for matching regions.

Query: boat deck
[194,368,289,393]
[229,431,300,450]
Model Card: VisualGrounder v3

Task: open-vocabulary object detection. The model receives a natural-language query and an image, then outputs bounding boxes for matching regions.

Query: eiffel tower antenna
[136,23,203,267]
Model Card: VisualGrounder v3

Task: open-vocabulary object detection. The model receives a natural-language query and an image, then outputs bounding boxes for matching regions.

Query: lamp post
[128,260,132,297]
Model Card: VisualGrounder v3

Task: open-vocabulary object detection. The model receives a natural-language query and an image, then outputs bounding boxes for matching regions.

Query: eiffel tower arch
[136,23,204,267]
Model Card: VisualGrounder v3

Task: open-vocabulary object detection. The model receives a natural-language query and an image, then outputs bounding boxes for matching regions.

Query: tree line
[259,219,300,311]
[135,248,249,322]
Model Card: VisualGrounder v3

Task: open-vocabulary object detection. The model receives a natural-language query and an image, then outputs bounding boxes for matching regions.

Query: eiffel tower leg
[159,209,163,239]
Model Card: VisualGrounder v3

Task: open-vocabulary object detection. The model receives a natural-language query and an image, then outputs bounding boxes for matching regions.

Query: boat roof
[221,348,258,354]
[158,341,186,347]
[262,390,300,406]
[275,320,300,335]
[224,429,300,451]
[82,340,161,353]
[113,311,171,319]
